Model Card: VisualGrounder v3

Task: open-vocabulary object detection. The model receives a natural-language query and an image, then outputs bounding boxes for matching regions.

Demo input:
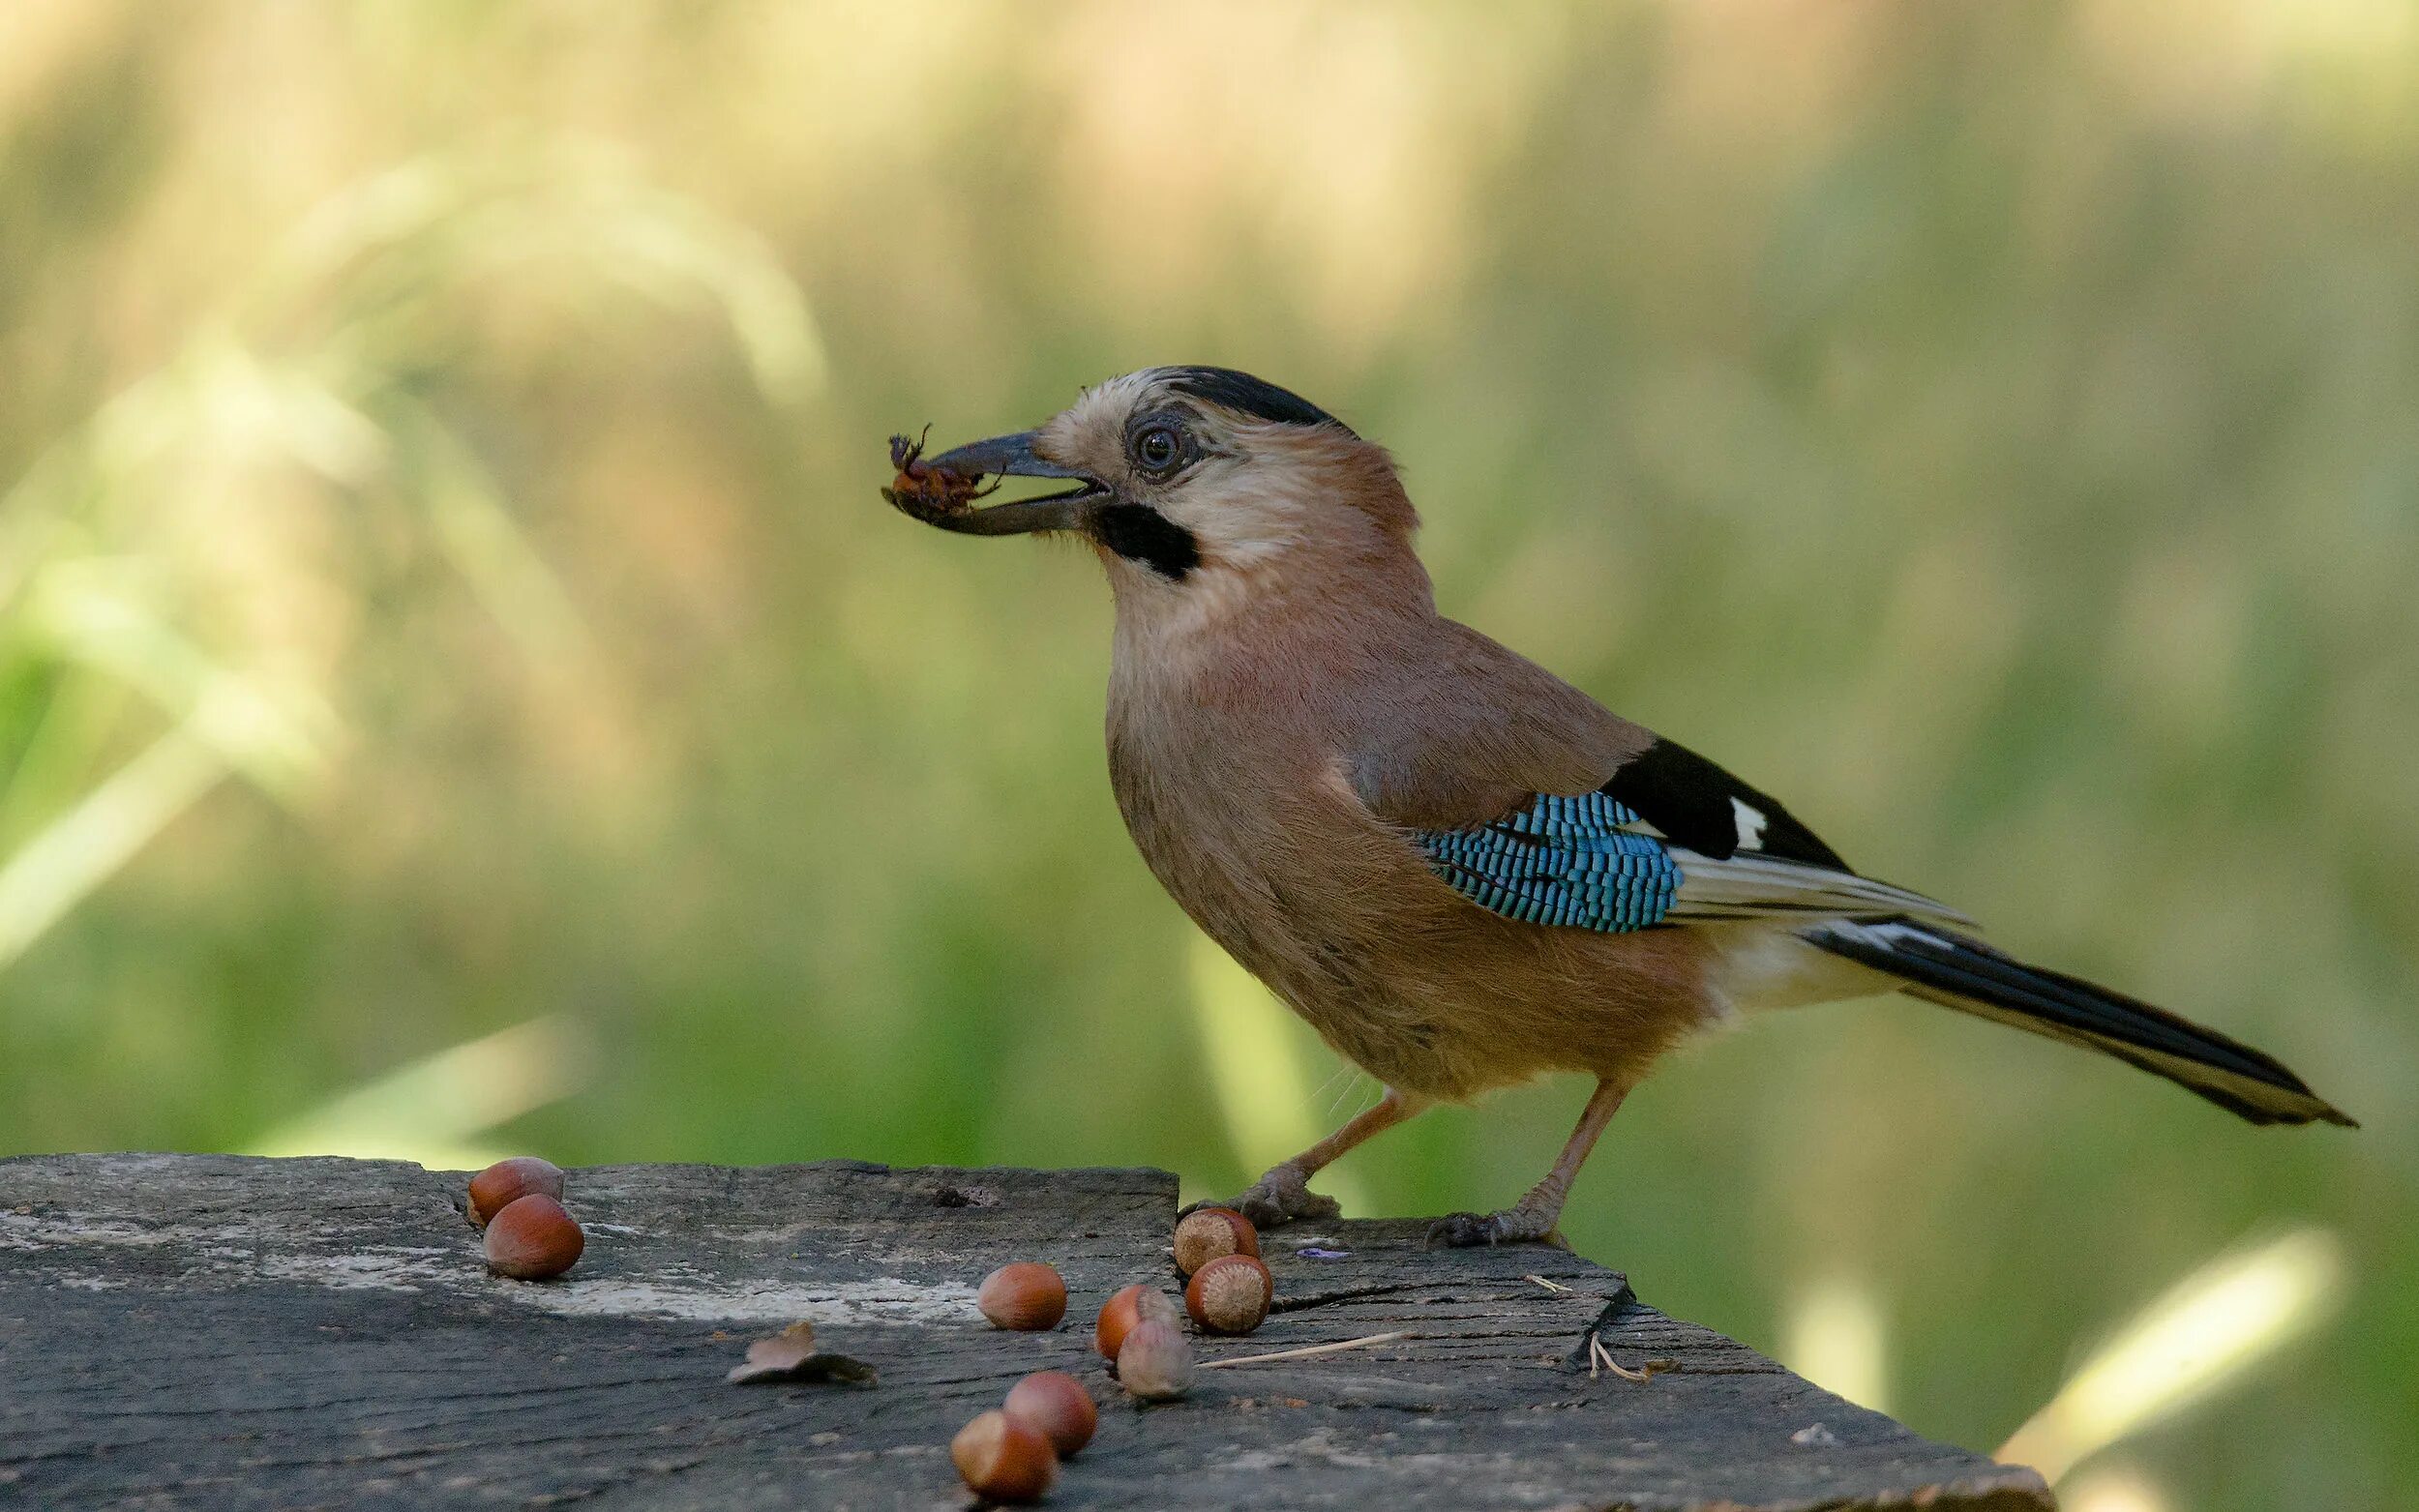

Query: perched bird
[886,367,2353,1247]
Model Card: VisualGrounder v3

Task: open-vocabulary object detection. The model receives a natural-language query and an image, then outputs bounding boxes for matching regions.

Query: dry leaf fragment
[727,1319,879,1386]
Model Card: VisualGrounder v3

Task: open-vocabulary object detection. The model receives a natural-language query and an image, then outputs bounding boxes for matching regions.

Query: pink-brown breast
[1105,611,1719,1102]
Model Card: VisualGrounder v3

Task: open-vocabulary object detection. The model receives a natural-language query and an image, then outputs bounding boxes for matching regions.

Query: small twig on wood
[1199,1331,1409,1369]
[1525,1274,1573,1293]
[1587,1334,1678,1383]
[1589,1334,1646,1382]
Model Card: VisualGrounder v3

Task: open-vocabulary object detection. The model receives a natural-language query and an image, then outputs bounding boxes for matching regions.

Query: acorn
[977,1261,1067,1331]
[467,1157,565,1228]
[1172,1206,1259,1277]
[483,1193,583,1280]
[1116,1316,1195,1402]
[1094,1283,1179,1360]
[949,1408,1058,1503]
[1184,1253,1273,1335]
[1003,1369,1097,1458]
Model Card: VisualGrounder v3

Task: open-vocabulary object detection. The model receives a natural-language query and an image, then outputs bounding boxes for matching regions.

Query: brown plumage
[1103,525,1703,1106]
[890,366,2352,1247]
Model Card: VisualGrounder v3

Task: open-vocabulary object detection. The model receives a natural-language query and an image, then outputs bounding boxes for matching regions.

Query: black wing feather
[1601,738,1848,871]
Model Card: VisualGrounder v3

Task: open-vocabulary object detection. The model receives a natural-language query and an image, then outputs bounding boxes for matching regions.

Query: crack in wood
[0,1155,2049,1512]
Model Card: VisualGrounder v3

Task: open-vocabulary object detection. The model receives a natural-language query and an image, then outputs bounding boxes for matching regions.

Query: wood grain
[0,1154,2051,1510]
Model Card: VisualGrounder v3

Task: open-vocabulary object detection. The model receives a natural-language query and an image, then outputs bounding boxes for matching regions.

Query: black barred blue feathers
[1416,791,1682,934]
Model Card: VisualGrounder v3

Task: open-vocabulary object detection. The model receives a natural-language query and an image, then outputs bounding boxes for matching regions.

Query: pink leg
[1206,1087,1427,1229]
[1429,1078,1629,1248]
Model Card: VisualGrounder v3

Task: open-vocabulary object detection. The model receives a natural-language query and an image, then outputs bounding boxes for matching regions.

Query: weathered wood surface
[0,1154,2050,1510]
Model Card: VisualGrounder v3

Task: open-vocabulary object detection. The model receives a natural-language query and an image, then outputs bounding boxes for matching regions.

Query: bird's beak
[908,430,1109,536]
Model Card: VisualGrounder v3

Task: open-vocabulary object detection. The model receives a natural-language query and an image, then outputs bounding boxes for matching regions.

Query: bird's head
[895,367,1425,627]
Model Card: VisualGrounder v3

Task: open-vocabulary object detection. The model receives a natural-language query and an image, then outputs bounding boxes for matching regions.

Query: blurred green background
[3,2,2412,1506]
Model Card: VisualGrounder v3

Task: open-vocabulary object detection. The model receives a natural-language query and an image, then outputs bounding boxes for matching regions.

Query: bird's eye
[1132,424,1183,476]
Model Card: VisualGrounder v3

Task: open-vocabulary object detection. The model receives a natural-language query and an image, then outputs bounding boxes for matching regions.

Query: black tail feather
[1805,918,2355,1128]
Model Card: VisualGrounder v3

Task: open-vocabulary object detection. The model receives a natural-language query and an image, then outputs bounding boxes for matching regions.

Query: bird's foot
[1425,1202,1570,1250]
[1192,1162,1342,1230]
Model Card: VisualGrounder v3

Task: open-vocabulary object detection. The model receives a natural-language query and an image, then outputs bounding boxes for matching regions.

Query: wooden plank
[0,1154,2051,1509]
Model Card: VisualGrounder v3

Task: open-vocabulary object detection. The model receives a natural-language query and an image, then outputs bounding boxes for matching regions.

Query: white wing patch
[1730,796,1770,851]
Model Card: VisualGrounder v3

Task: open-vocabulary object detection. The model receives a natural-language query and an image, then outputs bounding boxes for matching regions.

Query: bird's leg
[1197,1087,1426,1230]
[1428,1078,1629,1248]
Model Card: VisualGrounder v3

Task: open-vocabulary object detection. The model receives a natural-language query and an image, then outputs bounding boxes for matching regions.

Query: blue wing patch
[1413,791,1683,933]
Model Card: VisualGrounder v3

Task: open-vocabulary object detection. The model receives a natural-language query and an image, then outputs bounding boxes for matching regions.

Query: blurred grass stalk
[247,1015,595,1172]
[2058,1464,2173,1512]
[0,722,224,971]
[0,136,822,979]
[1996,1228,2344,1484]
[1186,931,1369,1215]
[1780,1271,1894,1415]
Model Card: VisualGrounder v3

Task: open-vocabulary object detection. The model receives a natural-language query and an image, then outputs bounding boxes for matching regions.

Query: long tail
[1803,917,2355,1128]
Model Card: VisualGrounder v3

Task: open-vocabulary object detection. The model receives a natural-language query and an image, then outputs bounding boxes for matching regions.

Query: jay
[885,366,2352,1247]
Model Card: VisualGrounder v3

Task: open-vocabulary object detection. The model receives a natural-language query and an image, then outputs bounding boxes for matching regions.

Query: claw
[1198,1164,1341,1230]
[1425,1206,1567,1249]
[1425,1211,1498,1248]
